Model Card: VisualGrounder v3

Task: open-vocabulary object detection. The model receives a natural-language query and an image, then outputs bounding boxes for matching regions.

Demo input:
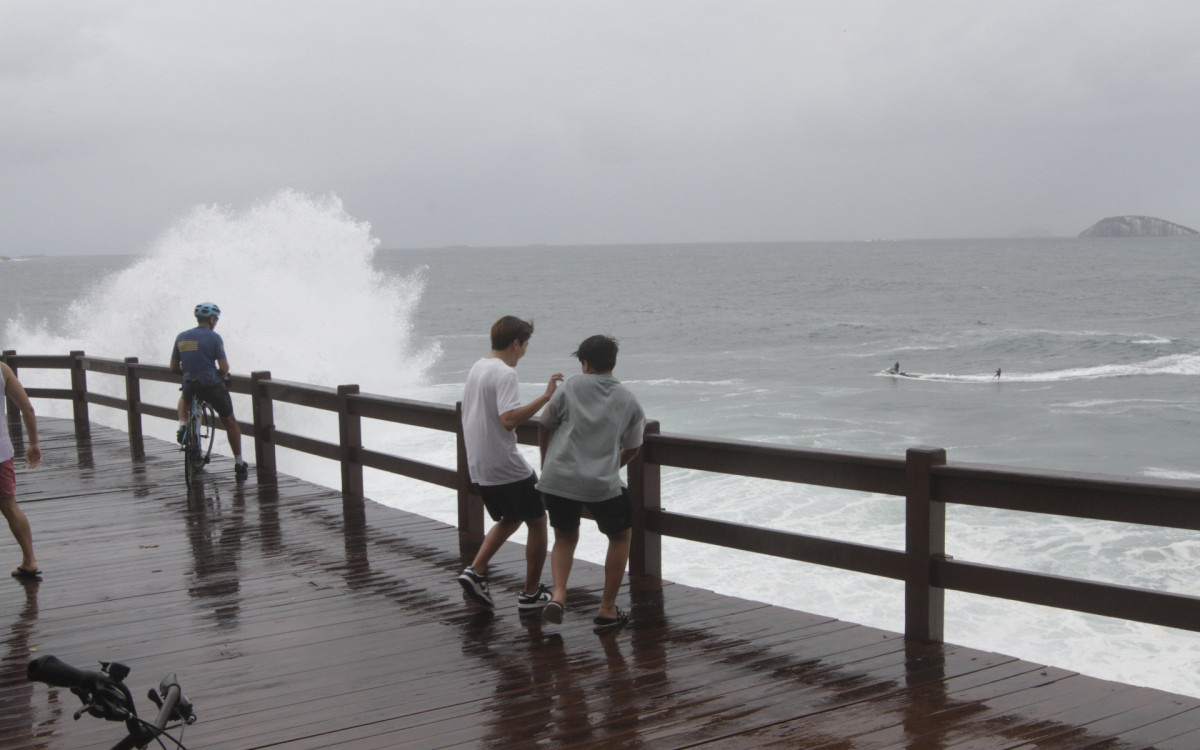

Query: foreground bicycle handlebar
[28,655,196,750]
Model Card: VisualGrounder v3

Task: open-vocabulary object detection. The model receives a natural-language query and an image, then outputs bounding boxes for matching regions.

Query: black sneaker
[176,425,186,445]
[234,461,249,480]
[517,584,552,611]
[457,566,494,608]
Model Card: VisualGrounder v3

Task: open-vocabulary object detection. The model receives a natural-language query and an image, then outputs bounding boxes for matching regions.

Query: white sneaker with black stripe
[517,584,552,611]
[457,566,494,608]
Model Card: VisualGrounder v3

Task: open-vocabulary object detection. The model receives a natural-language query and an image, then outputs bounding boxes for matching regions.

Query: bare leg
[597,527,632,619]
[470,519,521,575]
[549,527,579,604]
[176,396,186,422]
[1,494,37,572]
[221,415,243,458]
[523,515,548,593]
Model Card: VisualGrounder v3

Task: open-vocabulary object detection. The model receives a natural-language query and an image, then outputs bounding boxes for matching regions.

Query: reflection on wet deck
[4,419,1200,749]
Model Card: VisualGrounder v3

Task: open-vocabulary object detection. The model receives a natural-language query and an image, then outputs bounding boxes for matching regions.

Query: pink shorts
[0,459,14,497]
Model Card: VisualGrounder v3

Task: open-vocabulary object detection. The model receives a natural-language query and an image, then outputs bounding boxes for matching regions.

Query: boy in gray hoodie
[537,335,645,632]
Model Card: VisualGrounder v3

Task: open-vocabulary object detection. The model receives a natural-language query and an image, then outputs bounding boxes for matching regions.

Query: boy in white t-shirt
[457,316,563,610]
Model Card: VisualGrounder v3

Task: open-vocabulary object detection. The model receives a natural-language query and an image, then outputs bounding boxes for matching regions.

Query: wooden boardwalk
[3,419,1200,749]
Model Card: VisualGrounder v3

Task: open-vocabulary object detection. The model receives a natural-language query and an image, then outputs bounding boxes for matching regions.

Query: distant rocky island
[1079,215,1198,238]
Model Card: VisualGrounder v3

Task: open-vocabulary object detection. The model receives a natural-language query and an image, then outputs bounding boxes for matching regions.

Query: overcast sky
[3,1,1199,255]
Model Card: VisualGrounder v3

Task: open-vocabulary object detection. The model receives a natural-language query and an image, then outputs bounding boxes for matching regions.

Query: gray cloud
[2,0,1199,254]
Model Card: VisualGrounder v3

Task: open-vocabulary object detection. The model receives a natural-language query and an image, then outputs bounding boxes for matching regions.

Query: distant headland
[1079,216,1198,238]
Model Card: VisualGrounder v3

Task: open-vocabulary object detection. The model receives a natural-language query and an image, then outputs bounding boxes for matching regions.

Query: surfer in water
[890,362,901,374]
[994,367,1002,379]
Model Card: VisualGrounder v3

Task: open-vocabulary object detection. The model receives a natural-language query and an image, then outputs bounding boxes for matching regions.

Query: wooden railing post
[2,350,17,438]
[455,402,484,542]
[250,371,276,478]
[123,357,144,460]
[629,420,662,578]
[905,446,948,643]
[69,350,89,437]
[338,384,364,503]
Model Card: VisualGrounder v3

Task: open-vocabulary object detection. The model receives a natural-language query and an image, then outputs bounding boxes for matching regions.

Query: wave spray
[5,190,442,483]
[12,190,436,389]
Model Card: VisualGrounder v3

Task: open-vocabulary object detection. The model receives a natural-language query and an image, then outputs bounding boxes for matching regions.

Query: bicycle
[180,379,217,489]
[27,654,197,750]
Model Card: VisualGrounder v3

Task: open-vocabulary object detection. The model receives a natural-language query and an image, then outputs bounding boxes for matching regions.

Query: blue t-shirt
[171,326,226,386]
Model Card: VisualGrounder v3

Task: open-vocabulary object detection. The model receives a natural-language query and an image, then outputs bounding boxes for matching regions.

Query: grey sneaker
[457,566,494,608]
[517,584,552,611]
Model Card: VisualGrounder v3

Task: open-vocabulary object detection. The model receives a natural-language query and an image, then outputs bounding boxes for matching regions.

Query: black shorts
[184,382,234,420]
[478,473,545,523]
[544,489,633,537]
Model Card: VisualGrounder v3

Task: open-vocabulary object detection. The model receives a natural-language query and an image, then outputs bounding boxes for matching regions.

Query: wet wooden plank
[3,419,1200,750]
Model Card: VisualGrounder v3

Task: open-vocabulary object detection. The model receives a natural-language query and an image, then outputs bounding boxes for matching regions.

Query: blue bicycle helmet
[194,302,221,319]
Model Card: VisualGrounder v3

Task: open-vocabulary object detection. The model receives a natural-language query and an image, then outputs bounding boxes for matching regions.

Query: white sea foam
[1059,398,1170,409]
[884,352,1200,383]
[1144,467,1200,481]
[625,378,744,387]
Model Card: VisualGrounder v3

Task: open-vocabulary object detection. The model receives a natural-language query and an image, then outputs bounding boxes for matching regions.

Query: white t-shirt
[462,357,533,486]
[0,366,13,463]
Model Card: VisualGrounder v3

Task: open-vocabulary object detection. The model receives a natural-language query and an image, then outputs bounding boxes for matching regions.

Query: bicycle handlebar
[28,653,97,689]
[28,655,135,723]
[28,655,196,749]
[153,673,195,730]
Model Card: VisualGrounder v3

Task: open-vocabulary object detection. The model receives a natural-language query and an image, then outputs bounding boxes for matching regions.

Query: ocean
[3,190,1199,697]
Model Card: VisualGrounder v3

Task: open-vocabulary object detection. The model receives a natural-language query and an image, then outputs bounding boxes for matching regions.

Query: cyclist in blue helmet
[169,302,249,479]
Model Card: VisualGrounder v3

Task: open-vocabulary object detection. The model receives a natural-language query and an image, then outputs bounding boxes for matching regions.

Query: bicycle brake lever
[178,692,197,724]
[147,688,163,710]
[73,701,120,721]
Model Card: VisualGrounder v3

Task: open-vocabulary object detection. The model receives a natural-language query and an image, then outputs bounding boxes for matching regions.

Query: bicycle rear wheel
[198,403,216,465]
[183,412,201,489]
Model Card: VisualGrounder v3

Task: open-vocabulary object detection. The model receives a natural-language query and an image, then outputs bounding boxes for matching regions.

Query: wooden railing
[5,349,1200,643]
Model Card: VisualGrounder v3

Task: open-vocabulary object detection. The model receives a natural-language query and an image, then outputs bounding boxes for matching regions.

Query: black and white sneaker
[457,566,494,608]
[234,461,249,480]
[517,584,552,611]
[176,424,186,445]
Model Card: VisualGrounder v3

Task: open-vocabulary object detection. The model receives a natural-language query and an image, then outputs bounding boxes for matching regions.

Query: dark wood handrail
[5,349,1199,644]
